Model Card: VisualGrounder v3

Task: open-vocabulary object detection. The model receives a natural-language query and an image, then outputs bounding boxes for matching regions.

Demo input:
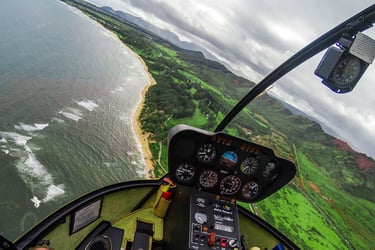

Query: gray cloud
[88,0,375,157]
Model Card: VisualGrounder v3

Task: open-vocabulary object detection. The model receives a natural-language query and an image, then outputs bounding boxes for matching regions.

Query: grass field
[63,2,375,248]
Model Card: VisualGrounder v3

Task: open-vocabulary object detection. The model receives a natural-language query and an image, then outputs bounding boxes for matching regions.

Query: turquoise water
[0,0,149,240]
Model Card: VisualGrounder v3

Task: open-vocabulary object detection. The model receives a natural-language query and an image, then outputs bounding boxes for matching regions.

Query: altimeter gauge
[175,163,195,182]
[242,181,260,199]
[240,156,259,175]
[199,170,218,188]
[197,143,216,162]
[220,175,241,195]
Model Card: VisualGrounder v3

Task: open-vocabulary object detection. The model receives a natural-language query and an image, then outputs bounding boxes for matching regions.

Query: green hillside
[62,1,375,248]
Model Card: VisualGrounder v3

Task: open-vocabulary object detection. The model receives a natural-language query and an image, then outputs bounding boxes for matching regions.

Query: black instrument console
[168,125,296,203]
[189,189,241,250]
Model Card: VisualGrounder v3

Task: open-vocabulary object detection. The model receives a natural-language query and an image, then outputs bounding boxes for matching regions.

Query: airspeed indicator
[197,143,216,162]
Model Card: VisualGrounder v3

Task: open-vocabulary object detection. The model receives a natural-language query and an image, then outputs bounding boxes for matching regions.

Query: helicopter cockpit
[166,124,296,249]
[1,2,375,250]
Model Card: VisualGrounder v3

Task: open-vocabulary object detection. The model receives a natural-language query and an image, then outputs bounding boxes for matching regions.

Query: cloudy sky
[87,0,375,157]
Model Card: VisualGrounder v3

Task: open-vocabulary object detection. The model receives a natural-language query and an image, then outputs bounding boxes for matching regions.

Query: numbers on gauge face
[220,175,241,195]
[240,156,259,175]
[262,162,278,180]
[175,163,195,182]
[197,143,216,162]
[242,181,260,199]
[199,170,218,188]
[332,55,361,87]
[220,151,238,167]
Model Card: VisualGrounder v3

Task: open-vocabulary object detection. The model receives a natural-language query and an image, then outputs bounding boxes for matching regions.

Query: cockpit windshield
[0,0,374,249]
[225,56,375,248]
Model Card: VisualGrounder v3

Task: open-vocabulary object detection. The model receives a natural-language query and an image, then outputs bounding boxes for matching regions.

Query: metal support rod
[215,4,375,132]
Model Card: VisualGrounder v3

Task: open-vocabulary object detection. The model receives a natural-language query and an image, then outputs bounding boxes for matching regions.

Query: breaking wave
[75,99,99,111]
[0,132,32,146]
[59,107,83,121]
[0,131,65,208]
[110,86,125,94]
[42,184,66,203]
[51,117,65,123]
[1,149,10,155]
[14,123,49,132]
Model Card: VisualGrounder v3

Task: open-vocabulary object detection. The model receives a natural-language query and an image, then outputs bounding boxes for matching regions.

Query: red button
[220,238,227,247]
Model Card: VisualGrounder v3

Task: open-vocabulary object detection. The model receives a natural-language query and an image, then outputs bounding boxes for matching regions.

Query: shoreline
[69,4,157,179]
[131,53,156,179]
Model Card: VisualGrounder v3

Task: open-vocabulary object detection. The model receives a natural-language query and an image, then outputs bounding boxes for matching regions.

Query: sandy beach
[85,14,157,179]
[132,53,156,179]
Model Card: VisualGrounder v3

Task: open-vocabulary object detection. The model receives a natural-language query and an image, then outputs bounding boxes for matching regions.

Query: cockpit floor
[113,207,164,246]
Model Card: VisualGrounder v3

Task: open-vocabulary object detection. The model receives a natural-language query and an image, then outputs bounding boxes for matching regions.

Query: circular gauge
[175,163,195,182]
[240,156,259,175]
[331,55,361,88]
[197,143,216,162]
[199,170,218,188]
[220,151,238,167]
[262,162,278,180]
[242,181,260,199]
[194,211,208,224]
[220,175,241,195]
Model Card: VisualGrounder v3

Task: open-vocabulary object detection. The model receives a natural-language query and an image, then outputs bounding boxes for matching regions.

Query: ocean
[0,0,149,240]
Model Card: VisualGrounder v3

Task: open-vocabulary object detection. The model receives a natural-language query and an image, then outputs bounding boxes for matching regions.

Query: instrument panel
[168,125,296,202]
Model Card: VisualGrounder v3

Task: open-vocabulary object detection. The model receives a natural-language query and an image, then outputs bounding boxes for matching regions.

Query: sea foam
[59,107,83,121]
[115,86,124,92]
[1,149,10,155]
[75,100,98,111]
[0,131,65,208]
[15,123,49,132]
[111,86,126,94]
[17,146,65,208]
[0,132,32,146]
[119,115,131,124]
[42,184,65,203]
[17,145,53,184]
[31,196,41,208]
[51,117,65,123]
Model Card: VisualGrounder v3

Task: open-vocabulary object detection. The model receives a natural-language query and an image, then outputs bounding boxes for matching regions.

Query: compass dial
[332,55,361,87]
[240,156,259,175]
[220,175,241,195]
[197,143,216,162]
[242,181,260,199]
[175,163,195,182]
[199,170,218,188]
